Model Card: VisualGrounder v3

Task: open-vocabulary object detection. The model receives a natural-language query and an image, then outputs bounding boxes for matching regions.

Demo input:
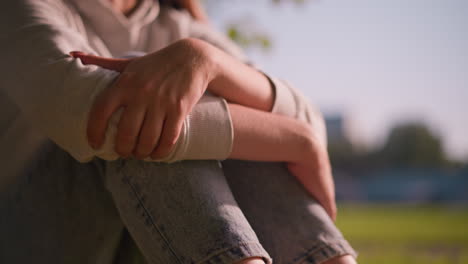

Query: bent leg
[222,160,357,264]
[104,159,272,264]
[0,141,124,264]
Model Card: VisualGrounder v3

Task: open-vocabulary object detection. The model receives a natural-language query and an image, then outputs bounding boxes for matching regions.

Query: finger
[150,111,185,160]
[115,105,146,157]
[70,51,130,72]
[287,163,336,220]
[331,205,337,222]
[322,200,337,222]
[133,107,165,159]
[87,82,125,149]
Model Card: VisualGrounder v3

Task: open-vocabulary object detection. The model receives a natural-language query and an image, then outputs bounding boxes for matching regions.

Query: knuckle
[167,93,179,104]
[155,93,171,107]
[172,101,185,114]
[138,82,154,97]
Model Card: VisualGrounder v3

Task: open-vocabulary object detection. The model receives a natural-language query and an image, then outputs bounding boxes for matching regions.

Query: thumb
[70,51,131,72]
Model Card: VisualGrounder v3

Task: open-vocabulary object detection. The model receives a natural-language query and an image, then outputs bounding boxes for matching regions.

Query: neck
[108,0,140,16]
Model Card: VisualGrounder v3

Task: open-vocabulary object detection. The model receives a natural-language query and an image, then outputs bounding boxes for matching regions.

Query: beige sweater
[0,0,326,181]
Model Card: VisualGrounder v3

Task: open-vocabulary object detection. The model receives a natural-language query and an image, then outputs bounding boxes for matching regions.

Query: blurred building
[325,114,348,145]
[336,168,468,203]
[325,113,363,149]
[326,114,468,204]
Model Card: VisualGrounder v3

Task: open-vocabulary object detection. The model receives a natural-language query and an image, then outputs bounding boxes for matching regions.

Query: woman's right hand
[71,38,218,160]
[286,135,337,221]
[228,104,337,221]
[285,123,337,221]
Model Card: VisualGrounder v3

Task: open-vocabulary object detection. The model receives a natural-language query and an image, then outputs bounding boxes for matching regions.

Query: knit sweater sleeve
[0,0,232,163]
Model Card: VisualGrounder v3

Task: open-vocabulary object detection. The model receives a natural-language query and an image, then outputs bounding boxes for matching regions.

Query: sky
[207,0,468,161]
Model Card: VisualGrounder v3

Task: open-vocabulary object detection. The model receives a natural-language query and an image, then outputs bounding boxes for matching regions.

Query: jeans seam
[290,239,355,264]
[196,241,271,264]
[123,175,184,264]
[290,242,322,264]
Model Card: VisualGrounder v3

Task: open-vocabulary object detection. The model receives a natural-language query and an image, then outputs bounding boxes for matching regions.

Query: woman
[0,0,356,263]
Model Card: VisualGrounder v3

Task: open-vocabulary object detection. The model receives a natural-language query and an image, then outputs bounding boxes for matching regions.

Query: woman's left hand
[71,38,218,160]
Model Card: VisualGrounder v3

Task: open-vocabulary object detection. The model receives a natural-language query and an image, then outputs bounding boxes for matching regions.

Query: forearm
[228,103,318,163]
[205,41,324,147]
[70,38,325,163]
[228,103,336,220]
[207,45,274,112]
[207,43,327,148]
[188,24,324,138]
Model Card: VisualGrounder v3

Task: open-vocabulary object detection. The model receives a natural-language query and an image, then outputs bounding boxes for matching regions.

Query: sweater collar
[67,0,160,54]
[68,0,159,33]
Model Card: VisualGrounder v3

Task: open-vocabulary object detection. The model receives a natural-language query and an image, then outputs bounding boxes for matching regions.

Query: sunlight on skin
[235,255,357,264]
[103,2,355,264]
[236,258,265,264]
[322,255,357,264]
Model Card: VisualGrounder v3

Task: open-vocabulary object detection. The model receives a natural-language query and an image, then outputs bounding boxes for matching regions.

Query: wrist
[201,41,224,87]
[293,123,329,166]
[181,38,221,83]
[206,46,274,111]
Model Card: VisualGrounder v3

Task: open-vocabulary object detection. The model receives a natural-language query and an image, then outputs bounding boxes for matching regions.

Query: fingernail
[69,51,85,58]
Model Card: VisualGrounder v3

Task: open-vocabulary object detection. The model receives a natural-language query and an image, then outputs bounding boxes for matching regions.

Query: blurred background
[203,0,468,263]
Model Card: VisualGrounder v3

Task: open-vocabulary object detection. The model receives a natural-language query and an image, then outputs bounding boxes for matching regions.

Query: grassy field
[335,204,468,264]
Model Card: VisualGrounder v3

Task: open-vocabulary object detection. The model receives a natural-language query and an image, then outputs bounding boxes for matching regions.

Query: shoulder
[5,0,76,16]
[1,0,88,42]
[2,0,79,26]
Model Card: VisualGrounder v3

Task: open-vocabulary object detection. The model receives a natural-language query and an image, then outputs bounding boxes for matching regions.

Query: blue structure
[335,168,468,203]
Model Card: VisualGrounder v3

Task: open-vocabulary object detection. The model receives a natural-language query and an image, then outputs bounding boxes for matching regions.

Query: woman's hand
[287,148,337,222]
[72,37,337,220]
[228,104,337,221]
[285,128,337,221]
[71,38,218,159]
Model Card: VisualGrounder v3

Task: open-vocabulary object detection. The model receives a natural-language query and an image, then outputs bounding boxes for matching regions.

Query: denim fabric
[105,158,271,264]
[0,141,123,263]
[0,141,356,264]
[222,160,357,264]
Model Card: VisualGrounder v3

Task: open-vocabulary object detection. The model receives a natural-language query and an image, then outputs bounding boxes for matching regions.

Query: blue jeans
[0,140,356,264]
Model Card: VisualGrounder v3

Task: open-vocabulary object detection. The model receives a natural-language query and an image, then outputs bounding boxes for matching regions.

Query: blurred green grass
[336,204,468,264]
